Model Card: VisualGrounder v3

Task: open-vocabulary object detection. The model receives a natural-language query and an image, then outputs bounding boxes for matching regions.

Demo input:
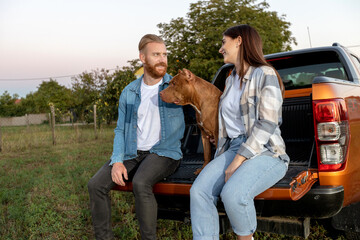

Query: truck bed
[163,95,316,190]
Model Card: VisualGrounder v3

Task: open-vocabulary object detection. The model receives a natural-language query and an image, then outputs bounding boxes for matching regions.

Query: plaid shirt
[215,65,290,165]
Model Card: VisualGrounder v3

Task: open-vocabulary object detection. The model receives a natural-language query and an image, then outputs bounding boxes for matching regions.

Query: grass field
[0,125,346,239]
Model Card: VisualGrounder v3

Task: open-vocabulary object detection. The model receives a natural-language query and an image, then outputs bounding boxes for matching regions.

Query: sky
[1,0,359,98]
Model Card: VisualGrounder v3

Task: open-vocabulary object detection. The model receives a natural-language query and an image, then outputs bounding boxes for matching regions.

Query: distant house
[14,99,22,104]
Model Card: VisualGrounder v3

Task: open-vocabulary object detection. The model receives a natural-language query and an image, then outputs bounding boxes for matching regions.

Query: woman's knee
[190,181,205,200]
[221,186,249,209]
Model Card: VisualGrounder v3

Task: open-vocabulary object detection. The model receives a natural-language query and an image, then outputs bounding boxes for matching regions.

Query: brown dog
[160,69,222,174]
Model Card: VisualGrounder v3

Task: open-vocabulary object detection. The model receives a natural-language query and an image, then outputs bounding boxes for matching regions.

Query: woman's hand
[225,154,246,182]
[206,135,216,146]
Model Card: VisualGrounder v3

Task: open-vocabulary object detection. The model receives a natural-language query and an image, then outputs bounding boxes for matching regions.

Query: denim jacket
[110,73,185,165]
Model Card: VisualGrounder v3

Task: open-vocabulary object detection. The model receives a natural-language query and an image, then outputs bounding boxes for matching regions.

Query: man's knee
[88,175,112,197]
[88,175,95,188]
[87,176,99,195]
[132,178,152,195]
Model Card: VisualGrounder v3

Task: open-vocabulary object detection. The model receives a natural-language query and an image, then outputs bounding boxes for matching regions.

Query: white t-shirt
[137,79,162,151]
[221,74,246,138]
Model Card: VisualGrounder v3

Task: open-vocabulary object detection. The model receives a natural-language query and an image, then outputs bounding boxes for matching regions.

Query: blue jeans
[190,135,287,239]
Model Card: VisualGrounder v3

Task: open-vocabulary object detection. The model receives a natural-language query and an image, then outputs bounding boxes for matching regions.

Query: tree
[21,79,72,115]
[96,60,141,124]
[71,69,112,122]
[158,0,296,81]
[0,91,25,117]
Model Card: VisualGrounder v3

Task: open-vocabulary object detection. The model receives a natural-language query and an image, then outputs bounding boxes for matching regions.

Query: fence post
[0,122,2,152]
[70,111,74,128]
[94,104,98,139]
[50,105,56,145]
[25,114,29,129]
[75,124,79,142]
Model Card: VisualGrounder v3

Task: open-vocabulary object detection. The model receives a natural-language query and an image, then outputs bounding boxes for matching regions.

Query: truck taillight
[313,99,349,171]
[317,122,340,141]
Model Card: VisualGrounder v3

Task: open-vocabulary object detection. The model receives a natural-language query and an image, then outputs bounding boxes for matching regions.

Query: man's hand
[225,154,246,182]
[111,162,128,186]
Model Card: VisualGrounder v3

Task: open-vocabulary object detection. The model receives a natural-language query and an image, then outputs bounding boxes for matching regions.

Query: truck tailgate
[113,156,318,201]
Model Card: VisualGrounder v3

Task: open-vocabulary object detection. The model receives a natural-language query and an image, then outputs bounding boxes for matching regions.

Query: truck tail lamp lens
[320,143,343,164]
[317,122,340,140]
[313,99,349,172]
[315,102,338,122]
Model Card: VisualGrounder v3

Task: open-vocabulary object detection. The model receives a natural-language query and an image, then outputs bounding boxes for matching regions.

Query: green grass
[0,125,346,239]
[0,124,113,152]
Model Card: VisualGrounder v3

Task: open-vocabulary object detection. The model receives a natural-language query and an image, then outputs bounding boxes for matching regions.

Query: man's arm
[109,92,128,185]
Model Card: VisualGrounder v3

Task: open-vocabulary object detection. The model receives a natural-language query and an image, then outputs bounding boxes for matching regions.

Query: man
[88,34,185,240]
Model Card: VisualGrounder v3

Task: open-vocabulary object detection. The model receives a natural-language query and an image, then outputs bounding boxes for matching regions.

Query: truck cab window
[268,51,349,90]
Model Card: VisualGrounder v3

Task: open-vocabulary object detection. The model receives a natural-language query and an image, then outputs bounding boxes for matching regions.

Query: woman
[190,25,290,240]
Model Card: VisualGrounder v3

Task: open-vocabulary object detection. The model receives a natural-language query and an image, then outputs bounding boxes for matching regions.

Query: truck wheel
[345,231,360,240]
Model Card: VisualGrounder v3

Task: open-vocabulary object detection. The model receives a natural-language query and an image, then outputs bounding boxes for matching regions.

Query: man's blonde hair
[138,34,164,53]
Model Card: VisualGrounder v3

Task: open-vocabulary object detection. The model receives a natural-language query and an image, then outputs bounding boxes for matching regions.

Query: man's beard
[144,62,167,79]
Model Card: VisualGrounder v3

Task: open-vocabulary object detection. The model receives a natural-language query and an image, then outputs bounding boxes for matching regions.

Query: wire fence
[0,105,116,153]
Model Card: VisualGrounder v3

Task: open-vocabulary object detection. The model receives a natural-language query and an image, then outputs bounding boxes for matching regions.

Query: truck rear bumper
[116,184,344,219]
[256,185,344,218]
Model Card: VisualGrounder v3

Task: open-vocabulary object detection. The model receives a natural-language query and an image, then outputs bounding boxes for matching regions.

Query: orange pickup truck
[114,43,360,239]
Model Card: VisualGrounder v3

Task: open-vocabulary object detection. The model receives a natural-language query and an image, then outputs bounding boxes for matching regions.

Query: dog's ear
[182,68,194,82]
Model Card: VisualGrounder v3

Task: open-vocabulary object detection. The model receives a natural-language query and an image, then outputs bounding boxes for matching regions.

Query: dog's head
[160,68,196,105]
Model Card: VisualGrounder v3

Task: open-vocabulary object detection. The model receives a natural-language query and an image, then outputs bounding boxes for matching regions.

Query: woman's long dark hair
[223,25,284,98]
